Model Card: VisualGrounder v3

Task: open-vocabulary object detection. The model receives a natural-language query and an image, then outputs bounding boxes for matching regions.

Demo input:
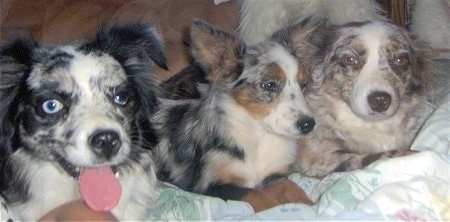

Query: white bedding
[143,92,450,221]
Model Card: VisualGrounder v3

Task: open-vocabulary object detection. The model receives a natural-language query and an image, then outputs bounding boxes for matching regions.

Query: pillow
[411,93,450,155]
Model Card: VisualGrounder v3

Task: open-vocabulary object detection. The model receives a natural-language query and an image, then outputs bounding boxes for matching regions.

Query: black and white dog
[153,20,321,211]
[0,23,166,220]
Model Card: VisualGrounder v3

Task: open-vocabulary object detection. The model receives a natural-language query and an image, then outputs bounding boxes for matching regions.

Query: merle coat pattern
[152,20,322,211]
[0,23,166,220]
[295,21,435,178]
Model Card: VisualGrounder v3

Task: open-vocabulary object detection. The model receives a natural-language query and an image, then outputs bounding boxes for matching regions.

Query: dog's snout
[89,130,121,159]
[297,117,316,134]
[368,91,391,112]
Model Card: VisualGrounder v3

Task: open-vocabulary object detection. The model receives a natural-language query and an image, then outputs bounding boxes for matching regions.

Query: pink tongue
[79,166,121,211]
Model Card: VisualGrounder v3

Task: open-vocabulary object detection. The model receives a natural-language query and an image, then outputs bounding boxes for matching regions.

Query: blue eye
[113,92,129,106]
[42,99,63,114]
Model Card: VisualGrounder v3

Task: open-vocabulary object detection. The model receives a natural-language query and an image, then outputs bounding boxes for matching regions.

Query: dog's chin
[350,102,399,121]
[263,125,302,140]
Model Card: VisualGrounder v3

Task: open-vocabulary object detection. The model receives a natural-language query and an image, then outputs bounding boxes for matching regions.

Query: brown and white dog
[294,20,435,178]
[154,19,327,211]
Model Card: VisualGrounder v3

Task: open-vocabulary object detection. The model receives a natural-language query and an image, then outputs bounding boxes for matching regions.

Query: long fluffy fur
[295,20,436,178]
[0,23,166,220]
[154,20,322,211]
[237,0,385,45]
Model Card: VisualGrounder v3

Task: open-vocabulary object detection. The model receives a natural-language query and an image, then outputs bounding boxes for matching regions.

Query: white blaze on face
[350,23,397,119]
[262,44,311,138]
[62,49,130,165]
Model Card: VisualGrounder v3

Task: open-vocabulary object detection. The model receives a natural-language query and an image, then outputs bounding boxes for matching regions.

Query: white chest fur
[10,160,79,221]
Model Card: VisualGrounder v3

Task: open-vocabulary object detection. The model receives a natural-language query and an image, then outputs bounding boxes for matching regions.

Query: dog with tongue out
[79,166,122,211]
[0,22,166,221]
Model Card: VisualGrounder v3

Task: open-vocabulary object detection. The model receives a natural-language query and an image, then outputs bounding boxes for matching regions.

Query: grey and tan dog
[295,20,435,178]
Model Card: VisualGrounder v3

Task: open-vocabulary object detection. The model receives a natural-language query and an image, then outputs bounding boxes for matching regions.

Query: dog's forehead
[244,43,299,81]
[339,22,411,53]
[28,45,126,91]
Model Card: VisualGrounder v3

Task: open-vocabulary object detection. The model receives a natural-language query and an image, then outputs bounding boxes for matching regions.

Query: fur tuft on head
[81,23,167,144]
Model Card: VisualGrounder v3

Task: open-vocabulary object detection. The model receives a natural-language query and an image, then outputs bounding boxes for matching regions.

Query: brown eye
[343,54,359,66]
[261,80,278,92]
[393,55,409,66]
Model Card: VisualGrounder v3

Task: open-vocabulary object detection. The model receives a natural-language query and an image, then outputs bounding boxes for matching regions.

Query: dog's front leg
[297,137,416,178]
[204,179,312,212]
[241,179,312,212]
[332,149,416,173]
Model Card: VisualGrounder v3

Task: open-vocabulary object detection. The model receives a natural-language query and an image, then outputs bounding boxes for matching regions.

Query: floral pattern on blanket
[140,92,450,221]
[141,150,450,221]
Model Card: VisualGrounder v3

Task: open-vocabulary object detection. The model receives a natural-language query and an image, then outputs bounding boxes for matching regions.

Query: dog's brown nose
[297,117,315,134]
[89,130,121,159]
[368,91,391,112]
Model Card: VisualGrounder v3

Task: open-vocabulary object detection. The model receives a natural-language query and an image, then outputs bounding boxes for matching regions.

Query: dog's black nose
[89,130,121,159]
[368,91,391,112]
[297,117,316,134]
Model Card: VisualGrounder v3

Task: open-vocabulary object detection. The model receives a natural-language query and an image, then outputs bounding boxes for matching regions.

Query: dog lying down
[153,19,324,211]
[163,18,437,182]
[0,23,166,220]
[295,19,436,178]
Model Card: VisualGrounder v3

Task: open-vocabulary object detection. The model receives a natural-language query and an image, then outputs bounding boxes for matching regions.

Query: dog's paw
[241,179,312,212]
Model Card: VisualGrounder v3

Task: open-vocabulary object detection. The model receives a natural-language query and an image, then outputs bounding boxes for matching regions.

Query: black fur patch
[160,64,208,100]
[204,183,252,200]
[0,23,165,220]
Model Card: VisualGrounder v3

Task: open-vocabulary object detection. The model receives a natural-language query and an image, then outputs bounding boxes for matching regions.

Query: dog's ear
[85,23,167,70]
[0,35,37,155]
[408,35,435,94]
[189,20,246,82]
[0,36,36,90]
[272,16,334,91]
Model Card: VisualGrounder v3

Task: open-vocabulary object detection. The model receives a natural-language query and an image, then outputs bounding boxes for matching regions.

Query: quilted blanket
[145,93,450,221]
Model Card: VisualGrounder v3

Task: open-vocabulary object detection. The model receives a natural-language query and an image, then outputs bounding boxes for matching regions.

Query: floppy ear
[0,36,37,155]
[272,16,334,90]
[88,23,167,70]
[189,20,246,82]
[407,34,434,94]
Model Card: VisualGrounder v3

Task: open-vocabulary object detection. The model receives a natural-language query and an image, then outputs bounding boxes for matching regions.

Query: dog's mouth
[52,151,122,211]
[52,151,118,178]
[53,151,81,178]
